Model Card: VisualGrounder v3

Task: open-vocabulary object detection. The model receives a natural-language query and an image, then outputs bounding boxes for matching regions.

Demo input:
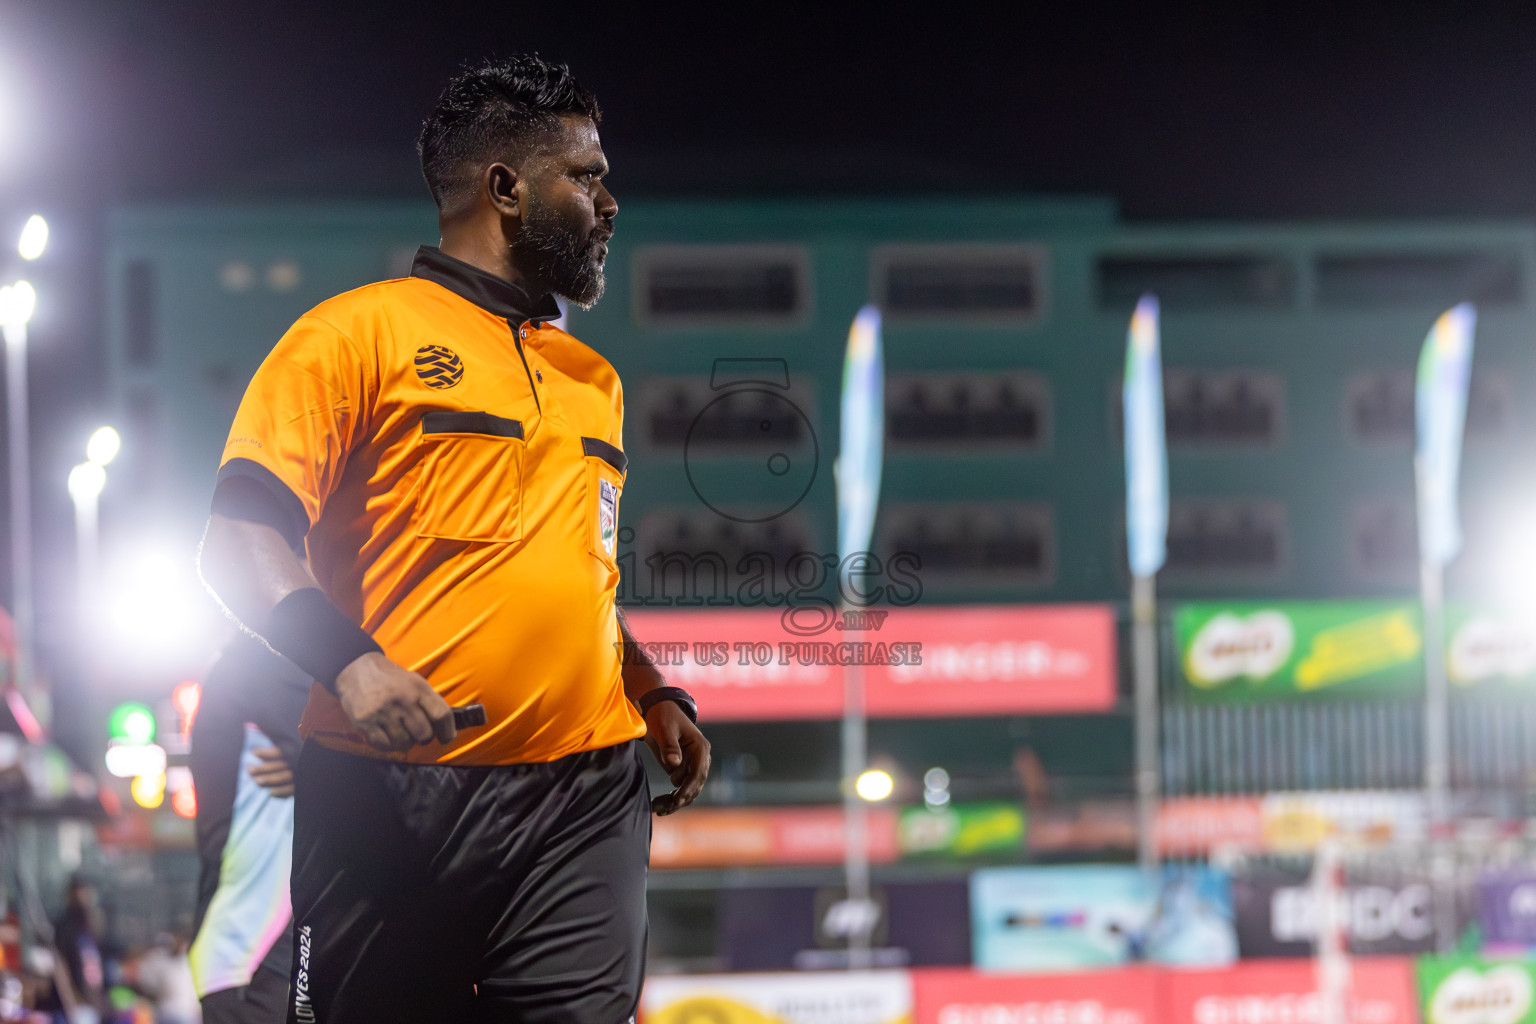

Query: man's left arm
[617,607,710,815]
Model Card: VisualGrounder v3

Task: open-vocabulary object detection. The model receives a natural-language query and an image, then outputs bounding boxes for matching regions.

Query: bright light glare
[171,785,196,819]
[0,281,35,327]
[130,772,166,809]
[17,215,46,261]
[86,426,120,466]
[172,681,200,734]
[104,742,166,779]
[109,546,209,660]
[67,462,105,503]
[855,769,894,802]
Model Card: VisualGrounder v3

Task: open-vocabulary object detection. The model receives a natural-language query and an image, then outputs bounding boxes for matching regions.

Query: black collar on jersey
[410,246,563,324]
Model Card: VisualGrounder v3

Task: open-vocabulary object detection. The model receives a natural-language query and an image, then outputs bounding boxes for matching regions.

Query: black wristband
[263,588,382,696]
[637,686,697,723]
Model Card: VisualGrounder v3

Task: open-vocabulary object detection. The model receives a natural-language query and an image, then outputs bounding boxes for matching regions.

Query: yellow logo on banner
[1294,610,1421,690]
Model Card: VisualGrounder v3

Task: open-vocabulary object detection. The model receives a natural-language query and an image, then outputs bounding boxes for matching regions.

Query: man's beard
[510,194,607,309]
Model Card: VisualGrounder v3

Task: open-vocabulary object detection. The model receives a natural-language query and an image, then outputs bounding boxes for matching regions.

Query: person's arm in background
[616,606,710,815]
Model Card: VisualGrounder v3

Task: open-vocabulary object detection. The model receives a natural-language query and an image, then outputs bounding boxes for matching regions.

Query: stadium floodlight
[67,462,105,504]
[86,426,120,466]
[17,216,46,261]
[0,281,35,328]
[855,769,893,802]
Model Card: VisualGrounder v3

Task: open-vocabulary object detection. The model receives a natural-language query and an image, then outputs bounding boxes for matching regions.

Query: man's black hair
[418,55,601,213]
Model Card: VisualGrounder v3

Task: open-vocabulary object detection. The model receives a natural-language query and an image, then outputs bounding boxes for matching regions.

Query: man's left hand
[642,701,710,816]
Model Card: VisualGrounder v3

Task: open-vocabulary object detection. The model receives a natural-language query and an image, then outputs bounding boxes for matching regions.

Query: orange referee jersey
[217,246,645,765]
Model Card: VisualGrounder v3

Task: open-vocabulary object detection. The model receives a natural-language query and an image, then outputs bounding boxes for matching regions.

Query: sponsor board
[1419,956,1536,1024]
[1176,601,1423,700]
[1157,791,1426,855]
[1447,609,1536,689]
[641,970,912,1024]
[650,806,898,869]
[620,605,1116,720]
[1232,864,1444,958]
[911,967,1157,1024]
[970,865,1236,970]
[1479,874,1536,950]
[898,804,1026,858]
[1164,957,1418,1024]
[1026,799,1137,854]
[717,882,971,971]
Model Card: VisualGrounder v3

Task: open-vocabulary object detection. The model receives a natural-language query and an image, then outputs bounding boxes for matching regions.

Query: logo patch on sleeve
[414,345,464,389]
[599,479,618,557]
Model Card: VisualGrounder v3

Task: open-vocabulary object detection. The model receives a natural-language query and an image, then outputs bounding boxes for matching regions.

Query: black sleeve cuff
[212,458,310,551]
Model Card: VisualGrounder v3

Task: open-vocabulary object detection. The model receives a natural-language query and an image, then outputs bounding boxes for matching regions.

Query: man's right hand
[335,652,457,752]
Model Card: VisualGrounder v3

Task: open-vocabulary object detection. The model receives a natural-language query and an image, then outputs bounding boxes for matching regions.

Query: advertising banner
[1231,863,1444,957]
[911,967,1157,1024]
[716,881,971,972]
[897,804,1025,858]
[1175,600,1423,700]
[1447,608,1536,689]
[622,604,1117,720]
[969,865,1236,971]
[1164,957,1418,1024]
[1026,799,1137,855]
[650,806,899,869]
[1418,956,1536,1024]
[1157,791,1427,855]
[641,971,912,1024]
[1478,874,1536,950]
[1156,797,1265,856]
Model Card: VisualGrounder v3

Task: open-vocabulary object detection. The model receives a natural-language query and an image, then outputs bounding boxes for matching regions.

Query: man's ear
[486,163,520,219]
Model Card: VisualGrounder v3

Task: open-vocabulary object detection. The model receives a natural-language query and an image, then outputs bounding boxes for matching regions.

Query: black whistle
[452,704,487,729]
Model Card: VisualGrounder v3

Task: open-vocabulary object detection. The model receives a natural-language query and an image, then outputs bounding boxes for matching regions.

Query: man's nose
[596,182,618,221]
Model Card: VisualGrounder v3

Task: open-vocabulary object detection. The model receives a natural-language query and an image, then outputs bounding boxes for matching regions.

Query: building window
[878,503,1054,587]
[632,245,810,327]
[1162,370,1284,446]
[1348,498,1417,584]
[872,245,1045,322]
[637,371,817,452]
[1346,369,1512,443]
[886,372,1049,449]
[627,510,816,607]
[1164,499,1286,577]
[1315,250,1524,307]
[1097,254,1296,311]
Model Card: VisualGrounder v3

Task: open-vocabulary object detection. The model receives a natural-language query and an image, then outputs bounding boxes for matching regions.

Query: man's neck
[438,223,534,293]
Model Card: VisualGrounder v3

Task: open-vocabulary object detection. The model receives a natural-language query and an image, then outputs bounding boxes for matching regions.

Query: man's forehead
[550,114,606,164]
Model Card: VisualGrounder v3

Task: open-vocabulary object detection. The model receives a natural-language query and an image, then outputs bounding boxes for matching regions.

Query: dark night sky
[7,0,1536,218]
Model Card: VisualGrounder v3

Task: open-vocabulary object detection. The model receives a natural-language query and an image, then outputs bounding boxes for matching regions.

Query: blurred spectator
[130,934,198,1024]
[52,876,106,1024]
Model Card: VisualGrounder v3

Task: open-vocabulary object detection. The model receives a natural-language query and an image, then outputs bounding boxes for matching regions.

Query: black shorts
[286,740,651,1024]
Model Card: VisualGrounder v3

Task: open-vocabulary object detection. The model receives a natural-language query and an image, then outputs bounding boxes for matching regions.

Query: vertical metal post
[4,323,32,702]
[1133,572,1160,873]
[841,647,870,969]
[73,488,97,638]
[1421,557,1458,951]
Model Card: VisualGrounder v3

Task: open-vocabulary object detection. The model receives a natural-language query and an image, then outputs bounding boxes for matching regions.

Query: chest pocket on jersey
[580,437,626,568]
[414,411,525,543]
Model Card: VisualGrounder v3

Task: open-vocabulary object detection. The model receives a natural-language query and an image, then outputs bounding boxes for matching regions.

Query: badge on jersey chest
[598,479,619,557]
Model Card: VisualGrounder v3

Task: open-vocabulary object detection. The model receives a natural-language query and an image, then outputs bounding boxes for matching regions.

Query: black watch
[637,686,698,723]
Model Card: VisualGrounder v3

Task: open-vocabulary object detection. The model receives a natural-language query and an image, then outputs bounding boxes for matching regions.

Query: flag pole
[1412,303,1476,952]
[838,307,883,970]
[1133,572,1160,873]
[1124,295,1168,875]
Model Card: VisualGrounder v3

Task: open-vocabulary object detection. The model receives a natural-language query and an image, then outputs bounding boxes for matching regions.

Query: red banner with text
[912,966,1158,1024]
[621,604,1117,721]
